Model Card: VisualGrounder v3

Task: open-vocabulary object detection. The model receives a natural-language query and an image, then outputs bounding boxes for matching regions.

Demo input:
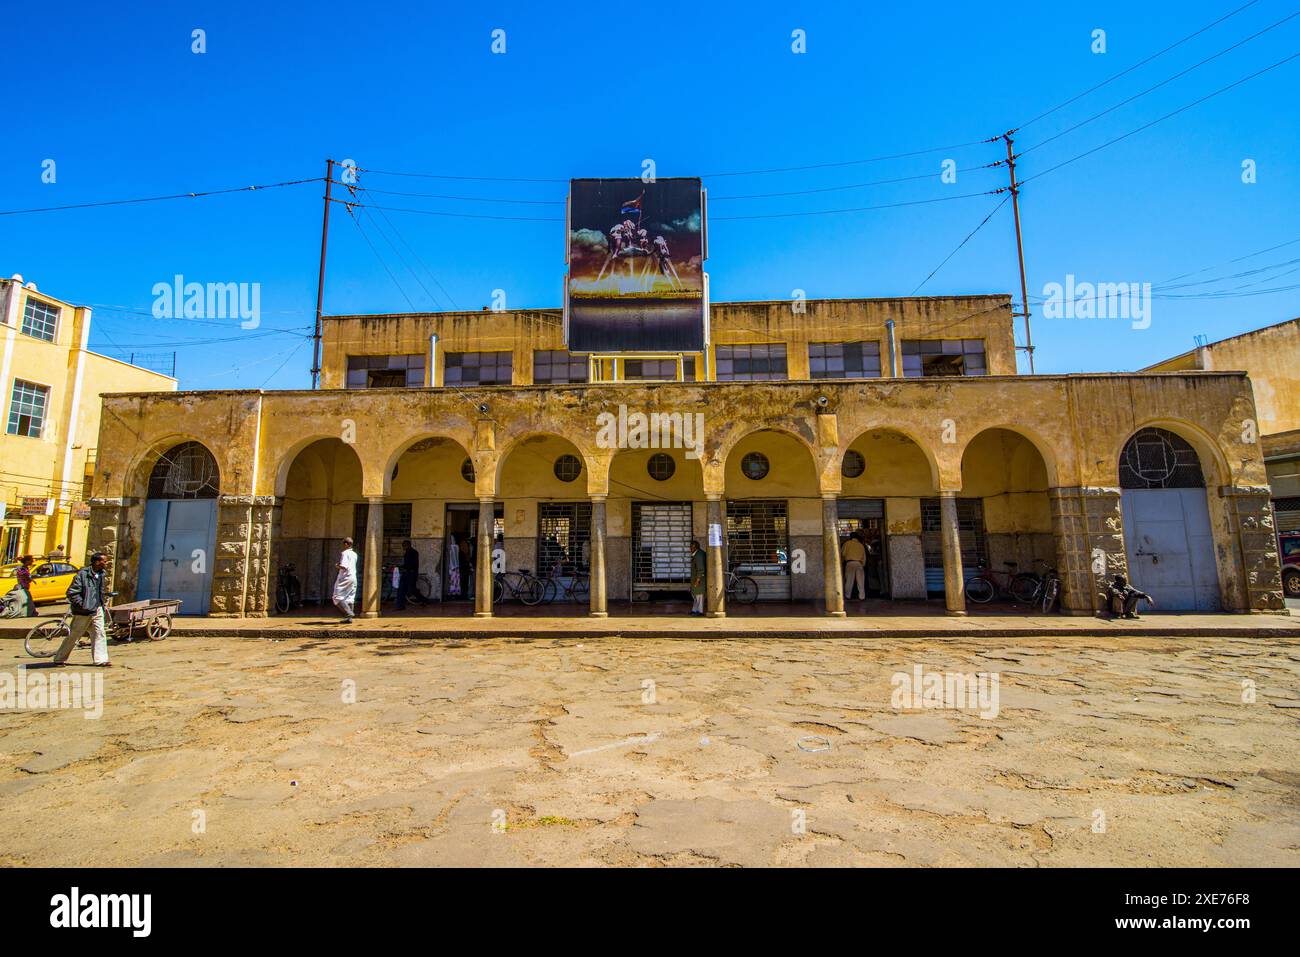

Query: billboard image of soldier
[567,177,705,353]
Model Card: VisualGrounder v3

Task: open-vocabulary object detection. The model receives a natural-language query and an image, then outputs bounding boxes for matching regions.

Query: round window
[461,458,475,483]
[842,450,865,478]
[554,454,582,483]
[647,453,676,481]
[741,452,770,480]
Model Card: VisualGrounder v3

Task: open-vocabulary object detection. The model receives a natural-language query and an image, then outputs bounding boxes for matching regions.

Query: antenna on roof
[1193,334,1208,348]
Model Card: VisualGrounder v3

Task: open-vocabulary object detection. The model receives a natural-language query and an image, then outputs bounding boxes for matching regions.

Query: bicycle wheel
[25,619,69,658]
[541,578,558,604]
[276,585,291,614]
[731,575,759,604]
[414,576,432,601]
[520,577,546,606]
[572,575,590,602]
[1010,573,1041,604]
[1041,580,1060,614]
[492,577,505,604]
[964,577,995,604]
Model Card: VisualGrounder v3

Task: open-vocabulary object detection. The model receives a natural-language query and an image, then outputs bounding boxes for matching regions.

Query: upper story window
[445,351,512,385]
[346,354,425,389]
[534,350,588,385]
[624,357,695,381]
[809,341,881,380]
[715,344,787,381]
[7,379,50,437]
[21,299,60,342]
[901,339,986,377]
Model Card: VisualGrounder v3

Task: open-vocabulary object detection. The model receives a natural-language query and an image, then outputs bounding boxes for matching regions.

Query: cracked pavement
[1,632,1298,867]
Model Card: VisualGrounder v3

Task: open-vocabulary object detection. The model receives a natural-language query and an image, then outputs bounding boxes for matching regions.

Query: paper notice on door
[708,523,722,547]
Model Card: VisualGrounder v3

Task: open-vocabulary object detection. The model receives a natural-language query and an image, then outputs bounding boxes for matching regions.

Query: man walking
[14,555,37,617]
[54,552,112,667]
[395,539,419,610]
[842,530,867,601]
[689,540,706,615]
[334,537,358,624]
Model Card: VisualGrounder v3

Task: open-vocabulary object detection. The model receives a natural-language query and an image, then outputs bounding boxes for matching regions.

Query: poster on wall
[565,177,707,353]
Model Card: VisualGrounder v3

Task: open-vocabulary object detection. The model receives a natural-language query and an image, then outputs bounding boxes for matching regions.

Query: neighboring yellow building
[1,274,176,565]
[1145,317,1300,529]
[88,294,1285,619]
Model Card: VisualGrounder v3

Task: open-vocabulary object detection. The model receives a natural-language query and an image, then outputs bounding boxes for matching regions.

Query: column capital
[589,494,607,503]
[938,488,961,498]
[705,492,723,502]
[367,495,386,505]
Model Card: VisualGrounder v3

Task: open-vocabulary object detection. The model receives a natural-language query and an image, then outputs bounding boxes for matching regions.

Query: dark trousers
[395,569,412,609]
[1111,593,1141,616]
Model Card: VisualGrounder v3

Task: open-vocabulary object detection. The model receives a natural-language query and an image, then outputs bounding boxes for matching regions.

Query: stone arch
[1116,419,1229,489]
[839,426,940,494]
[955,423,1060,490]
[959,427,1056,575]
[381,432,477,498]
[125,434,226,500]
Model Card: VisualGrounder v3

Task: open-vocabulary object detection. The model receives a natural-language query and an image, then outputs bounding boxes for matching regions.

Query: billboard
[566,177,707,353]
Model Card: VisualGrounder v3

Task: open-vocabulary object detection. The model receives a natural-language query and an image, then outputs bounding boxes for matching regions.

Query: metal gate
[138,498,218,615]
[1121,488,1220,610]
[725,499,791,600]
[921,498,986,595]
[631,502,692,598]
[539,502,592,575]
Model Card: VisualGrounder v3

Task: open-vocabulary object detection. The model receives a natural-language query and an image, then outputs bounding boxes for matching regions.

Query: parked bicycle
[381,564,433,605]
[964,561,1041,605]
[1036,565,1062,613]
[492,568,546,605]
[724,565,759,604]
[275,562,302,614]
[540,565,590,604]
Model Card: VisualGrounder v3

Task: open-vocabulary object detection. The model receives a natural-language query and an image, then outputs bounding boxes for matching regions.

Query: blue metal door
[1121,488,1220,611]
[137,498,217,615]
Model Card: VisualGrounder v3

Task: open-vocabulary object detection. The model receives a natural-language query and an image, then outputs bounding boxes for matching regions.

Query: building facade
[86,295,1284,618]
[1,275,176,565]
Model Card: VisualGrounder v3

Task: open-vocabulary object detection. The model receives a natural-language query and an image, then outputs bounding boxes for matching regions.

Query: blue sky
[3,0,1297,388]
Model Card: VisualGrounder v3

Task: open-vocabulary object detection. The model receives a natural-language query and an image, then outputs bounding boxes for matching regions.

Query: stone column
[213,495,255,617]
[474,497,494,617]
[822,495,845,616]
[939,491,966,616]
[705,496,726,618]
[242,495,278,617]
[1218,485,1285,612]
[589,496,608,617]
[360,497,383,618]
[1048,487,1128,615]
[87,497,136,601]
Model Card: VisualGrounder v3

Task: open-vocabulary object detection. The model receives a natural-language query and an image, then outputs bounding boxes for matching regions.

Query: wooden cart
[108,598,182,641]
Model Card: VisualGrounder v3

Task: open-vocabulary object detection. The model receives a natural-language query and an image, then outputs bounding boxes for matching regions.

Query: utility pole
[1002,132,1035,374]
[311,158,335,389]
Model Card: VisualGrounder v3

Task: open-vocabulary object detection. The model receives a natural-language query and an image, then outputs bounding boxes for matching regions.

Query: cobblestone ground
[1,633,1298,867]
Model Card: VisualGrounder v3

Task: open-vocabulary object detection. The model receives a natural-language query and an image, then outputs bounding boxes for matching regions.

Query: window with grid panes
[533,350,588,385]
[444,351,512,385]
[538,502,592,575]
[901,340,986,377]
[7,380,49,437]
[725,499,789,573]
[808,341,882,379]
[21,299,59,342]
[345,354,425,389]
[714,344,787,381]
[623,357,695,381]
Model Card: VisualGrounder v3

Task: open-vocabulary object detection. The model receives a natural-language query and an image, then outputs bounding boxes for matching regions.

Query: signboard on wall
[22,498,54,517]
[565,177,707,353]
[70,502,92,520]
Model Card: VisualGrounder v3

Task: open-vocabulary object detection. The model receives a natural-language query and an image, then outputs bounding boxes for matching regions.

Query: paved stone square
[1,632,1298,867]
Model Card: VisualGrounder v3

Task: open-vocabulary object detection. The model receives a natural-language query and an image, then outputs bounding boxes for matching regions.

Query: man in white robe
[334,537,358,623]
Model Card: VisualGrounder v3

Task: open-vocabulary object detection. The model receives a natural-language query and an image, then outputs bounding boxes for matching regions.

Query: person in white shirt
[334,537,358,623]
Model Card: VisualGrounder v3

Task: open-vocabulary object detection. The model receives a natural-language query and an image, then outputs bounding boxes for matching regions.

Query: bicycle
[964,561,1041,605]
[25,612,80,658]
[492,568,545,605]
[275,562,302,614]
[724,566,759,604]
[1010,560,1063,613]
[381,565,433,605]
[540,566,590,604]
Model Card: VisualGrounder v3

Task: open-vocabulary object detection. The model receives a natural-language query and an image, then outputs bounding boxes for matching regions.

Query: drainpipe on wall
[428,333,439,387]
[885,319,898,377]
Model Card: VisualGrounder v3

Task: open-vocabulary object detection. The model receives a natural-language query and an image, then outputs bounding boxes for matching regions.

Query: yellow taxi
[0,559,80,605]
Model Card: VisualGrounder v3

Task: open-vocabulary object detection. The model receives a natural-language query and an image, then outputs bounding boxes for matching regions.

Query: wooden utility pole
[1002,132,1035,374]
[311,158,335,389]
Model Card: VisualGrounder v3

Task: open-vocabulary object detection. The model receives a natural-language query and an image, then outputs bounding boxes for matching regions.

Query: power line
[1019,9,1300,158]
[362,206,445,310]
[343,203,418,310]
[910,195,1011,295]
[1019,50,1300,185]
[0,177,319,216]
[1014,0,1263,131]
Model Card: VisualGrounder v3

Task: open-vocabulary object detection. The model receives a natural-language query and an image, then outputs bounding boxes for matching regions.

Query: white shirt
[333,548,358,601]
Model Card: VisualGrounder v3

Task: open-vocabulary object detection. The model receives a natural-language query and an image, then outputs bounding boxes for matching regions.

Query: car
[1281,531,1300,599]
[0,559,80,605]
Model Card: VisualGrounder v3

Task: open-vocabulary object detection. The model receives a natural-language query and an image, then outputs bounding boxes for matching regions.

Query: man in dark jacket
[395,539,420,610]
[54,552,112,666]
[1105,574,1154,619]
